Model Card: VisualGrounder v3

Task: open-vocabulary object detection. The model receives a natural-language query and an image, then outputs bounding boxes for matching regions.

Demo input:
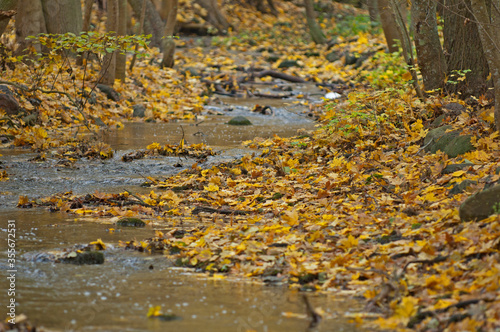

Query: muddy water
[0,102,362,331]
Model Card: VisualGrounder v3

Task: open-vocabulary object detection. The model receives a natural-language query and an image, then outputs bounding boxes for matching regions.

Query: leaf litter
[4,1,500,331]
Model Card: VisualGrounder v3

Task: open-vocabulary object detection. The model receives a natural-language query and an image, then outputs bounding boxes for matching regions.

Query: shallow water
[0,210,361,332]
[0,102,362,331]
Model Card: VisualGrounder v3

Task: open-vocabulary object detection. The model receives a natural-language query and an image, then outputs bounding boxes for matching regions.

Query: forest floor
[2,1,500,331]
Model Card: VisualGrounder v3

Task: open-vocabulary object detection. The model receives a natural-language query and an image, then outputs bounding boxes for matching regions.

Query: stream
[0,90,363,331]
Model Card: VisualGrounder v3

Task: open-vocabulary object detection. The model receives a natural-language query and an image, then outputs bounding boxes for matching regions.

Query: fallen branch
[407,298,491,328]
[403,255,448,273]
[254,69,307,83]
[192,206,251,215]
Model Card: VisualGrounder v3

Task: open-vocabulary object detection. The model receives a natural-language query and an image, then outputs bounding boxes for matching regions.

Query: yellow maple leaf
[146,142,161,150]
[339,234,358,250]
[89,238,106,250]
[147,305,162,317]
[282,209,299,226]
[204,184,219,192]
[394,297,419,324]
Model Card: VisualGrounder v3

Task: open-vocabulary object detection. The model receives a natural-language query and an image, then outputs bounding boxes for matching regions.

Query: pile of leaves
[121,141,217,162]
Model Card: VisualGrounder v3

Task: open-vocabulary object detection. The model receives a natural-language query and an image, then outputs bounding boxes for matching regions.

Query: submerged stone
[228,116,252,126]
[62,251,104,265]
[117,217,146,227]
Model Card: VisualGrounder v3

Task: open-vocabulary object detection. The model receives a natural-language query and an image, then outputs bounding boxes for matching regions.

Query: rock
[132,104,146,118]
[183,67,201,77]
[96,84,120,101]
[448,179,477,196]
[228,116,252,126]
[459,184,500,221]
[424,125,474,158]
[266,55,280,63]
[444,102,466,113]
[278,60,300,69]
[0,85,13,95]
[441,162,474,174]
[0,89,21,115]
[344,53,359,66]
[22,113,38,126]
[430,114,446,128]
[62,251,104,265]
[326,51,340,62]
[117,217,146,227]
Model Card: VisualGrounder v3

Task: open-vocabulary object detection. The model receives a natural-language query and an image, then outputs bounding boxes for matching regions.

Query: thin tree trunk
[101,0,118,85]
[0,0,17,38]
[194,0,231,33]
[367,0,379,22]
[389,0,425,101]
[76,0,94,66]
[115,0,127,81]
[411,0,446,91]
[304,0,326,44]
[470,0,500,129]
[127,0,163,47]
[129,0,146,71]
[161,0,178,68]
[378,0,400,52]
[159,0,168,20]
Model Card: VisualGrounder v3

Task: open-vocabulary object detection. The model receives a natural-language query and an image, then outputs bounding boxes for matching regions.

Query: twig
[302,294,322,329]
[403,255,448,273]
[407,298,492,328]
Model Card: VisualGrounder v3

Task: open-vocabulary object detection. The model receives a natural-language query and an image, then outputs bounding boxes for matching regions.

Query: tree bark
[378,0,401,52]
[115,0,127,81]
[444,0,489,97]
[15,0,46,54]
[0,0,17,38]
[81,0,93,32]
[194,0,231,33]
[101,0,118,85]
[129,0,146,71]
[41,0,82,34]
[304,0,327,44]
[76,0,94,66]
[127,0,163,47]
[411,0,446,91]
[367,0,379,22]
[161,0,178,68]
[470,0,500,129]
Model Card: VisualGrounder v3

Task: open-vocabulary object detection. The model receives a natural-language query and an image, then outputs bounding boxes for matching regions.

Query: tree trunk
[76,0,94,66]
[101,0,118,85]
[444,0,489,97]
[194,0,231,33]
[15,0,46,54]
[81,0,93,32]
[159,0,168,20]
[378,0,401,52]
[303,0,326,44]
[161,0,178,68]
[0,0,17,38]
[367,0,379,22]
[470,0,500,130]
[127,0,163,47]
[115,0,127,81]
[41,0,82,34]
[129,0,146,71]
[411,0,446,91]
